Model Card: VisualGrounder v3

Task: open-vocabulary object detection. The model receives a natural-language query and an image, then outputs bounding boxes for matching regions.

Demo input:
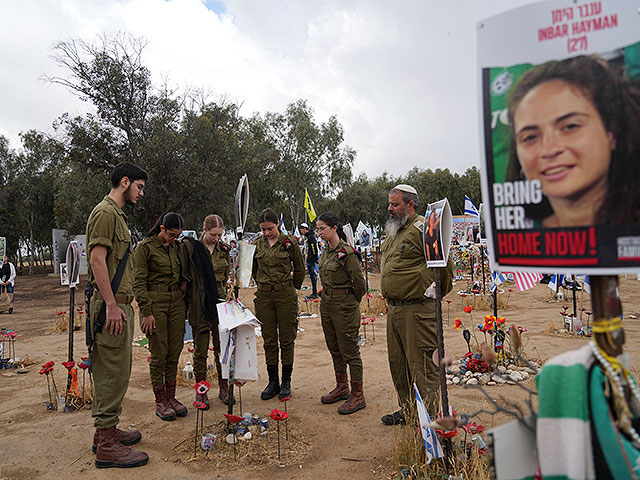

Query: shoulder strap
[110,244,131,293]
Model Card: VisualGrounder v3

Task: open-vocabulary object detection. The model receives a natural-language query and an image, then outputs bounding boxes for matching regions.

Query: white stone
[511,372,523,381]
[465,371,473,377]
[466,378,479,385]
[506,369,513,374]
[446,380,453,386]
[497,366,507,374]
[523,367,536,375]
[506,380,516,385]
[521,371,530,380]
[491,375,505,384]
[480,375,491,385]
[508,364,518,370]
[473,372,483,378]
[487,381,497,386]
[452,377,461,385]
[226,434,238,445]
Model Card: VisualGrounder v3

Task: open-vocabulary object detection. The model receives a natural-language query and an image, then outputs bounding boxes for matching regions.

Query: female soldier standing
[316,213,366,414]
[133,212,187,421]
[181,214,232,408]
[253,208,305,400]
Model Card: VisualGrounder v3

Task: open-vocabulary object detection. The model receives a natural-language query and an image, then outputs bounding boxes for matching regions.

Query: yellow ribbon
[592,316,623,334]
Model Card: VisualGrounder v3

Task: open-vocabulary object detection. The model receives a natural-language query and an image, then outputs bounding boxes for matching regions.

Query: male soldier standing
[86,162,149,468]
[380,184,453,425]
[299,223,319,298]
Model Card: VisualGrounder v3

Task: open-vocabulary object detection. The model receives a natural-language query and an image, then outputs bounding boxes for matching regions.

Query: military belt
[114,295,134,304]
[258,280,293,292]
[147,284,181,293]
[386,298,427,306]
[323,288,354,296]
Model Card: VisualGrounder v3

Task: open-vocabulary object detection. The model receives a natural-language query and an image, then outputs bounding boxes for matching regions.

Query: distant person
[316,213,366,414]
[180,214,233,408]
[252,208,305,400]
[299,222,319,299]
[506,55,640,227]
[133,213,187,421]
[380,184,453,425]
[0,256,16,314]
[86,162,149,468]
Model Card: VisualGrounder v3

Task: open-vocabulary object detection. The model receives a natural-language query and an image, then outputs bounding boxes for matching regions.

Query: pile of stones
[446,361,541,387]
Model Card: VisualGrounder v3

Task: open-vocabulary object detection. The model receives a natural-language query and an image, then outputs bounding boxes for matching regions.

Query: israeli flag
[583,275,591,295]
[464,195,479,217]
[490,271,506,292]
[414,383,444,464]
[279,214,289,235]
[548,273,565,291]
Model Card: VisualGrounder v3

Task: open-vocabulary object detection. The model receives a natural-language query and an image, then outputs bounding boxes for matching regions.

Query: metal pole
[493,288,498,318]
[572,275,577,319]
[481,246,486,295]
[434,268,452,466]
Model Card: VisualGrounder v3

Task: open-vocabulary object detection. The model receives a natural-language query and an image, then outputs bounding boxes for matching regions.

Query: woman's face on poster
[513,80,615,204]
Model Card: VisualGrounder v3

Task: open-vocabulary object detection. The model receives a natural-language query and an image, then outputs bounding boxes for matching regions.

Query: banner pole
[434,268,452,467]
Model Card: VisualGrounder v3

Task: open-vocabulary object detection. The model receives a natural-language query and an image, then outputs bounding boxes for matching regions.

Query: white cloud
[0,0,536,177]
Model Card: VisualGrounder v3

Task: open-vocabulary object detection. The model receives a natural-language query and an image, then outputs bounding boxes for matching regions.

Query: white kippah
[393,184,418,195]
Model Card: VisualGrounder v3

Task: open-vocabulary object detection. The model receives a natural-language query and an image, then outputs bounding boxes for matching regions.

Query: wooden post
[590,276,624,357]
[434,268,452,465]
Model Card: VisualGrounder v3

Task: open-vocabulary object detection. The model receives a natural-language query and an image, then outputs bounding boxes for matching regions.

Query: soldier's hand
[179,282,187,292]
[141,315,156,335]
[105,303,126,335]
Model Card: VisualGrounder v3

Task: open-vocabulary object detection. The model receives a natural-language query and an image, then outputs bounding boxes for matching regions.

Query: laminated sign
[478,0,640,273]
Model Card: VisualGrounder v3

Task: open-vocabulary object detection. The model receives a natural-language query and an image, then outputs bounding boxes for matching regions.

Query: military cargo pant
[147,290,186,387]
[90,296,135,429]
[386,301,439,414]
[320,293,363,381]
[193,326,221,379]
[254,286,298,365]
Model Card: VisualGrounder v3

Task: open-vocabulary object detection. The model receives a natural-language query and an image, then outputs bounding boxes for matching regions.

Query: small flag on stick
[464,195,479,217]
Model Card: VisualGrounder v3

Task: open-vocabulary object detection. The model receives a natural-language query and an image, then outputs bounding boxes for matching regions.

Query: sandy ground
[1,272,640,480]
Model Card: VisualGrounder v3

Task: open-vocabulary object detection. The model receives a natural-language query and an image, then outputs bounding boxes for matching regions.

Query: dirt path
[1,273,640,479]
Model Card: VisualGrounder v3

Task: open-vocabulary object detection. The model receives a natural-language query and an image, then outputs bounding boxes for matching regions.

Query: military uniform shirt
[381,213,452,301]
[318,240,366,300]
[252,233,305,288]
[133,235,182,317]
[204,239,230,293]
[86,195,133,296]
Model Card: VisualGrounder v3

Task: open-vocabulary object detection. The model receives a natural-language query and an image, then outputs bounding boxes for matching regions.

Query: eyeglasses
[317,227,330,233]
[166,232,181,239]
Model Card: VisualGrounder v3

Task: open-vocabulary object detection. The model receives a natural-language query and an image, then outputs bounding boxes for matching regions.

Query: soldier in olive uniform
[133,212,187,421]
[253,208,305,400]
[86,162,149,468]
[181,214,232,408]
[316,213,367,415]
[380,184,453,425]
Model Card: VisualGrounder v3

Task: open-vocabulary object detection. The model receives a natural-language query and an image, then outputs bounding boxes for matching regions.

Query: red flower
[39,368,49,375]
[42,361,54,369]
[146,356,151,363]
[78,361,89,370]
[224,413,244,423]
[270,408,288,421]
[464,306,472,313]
[517,326,527,333]
[454,318,462,330]
[62,361,75,370]
[81,357,88,361]
[279,396,290,402]
[46,367,54,374]
[195,380,211,395]
[508,289,513,292]
[193,401,207,410]
[187,347,194,353]
[361,320,369,326]
[462,422,486,434]
[56,311,65,316]
[435,428,458,439]
[445,300,452,304]
[464,352,474,358]
[496,317,506,325]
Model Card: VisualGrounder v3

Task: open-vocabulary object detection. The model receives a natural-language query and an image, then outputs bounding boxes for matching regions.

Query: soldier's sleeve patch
[337,249,347,259]
[281,238,293,251]
[413,220,424,232]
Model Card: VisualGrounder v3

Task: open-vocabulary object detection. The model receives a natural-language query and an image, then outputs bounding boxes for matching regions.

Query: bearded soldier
[380,184,453,425]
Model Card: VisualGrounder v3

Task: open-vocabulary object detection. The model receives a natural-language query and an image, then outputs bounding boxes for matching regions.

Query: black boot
[279,364,293,400]
[261,364,280,400]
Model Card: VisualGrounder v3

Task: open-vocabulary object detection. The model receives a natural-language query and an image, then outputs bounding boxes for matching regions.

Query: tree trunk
[29,224,35,275]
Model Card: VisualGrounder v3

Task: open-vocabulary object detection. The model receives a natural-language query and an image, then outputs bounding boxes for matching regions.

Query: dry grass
[174,416,312,469]
[48,309,84,334]
[392,407,490,479]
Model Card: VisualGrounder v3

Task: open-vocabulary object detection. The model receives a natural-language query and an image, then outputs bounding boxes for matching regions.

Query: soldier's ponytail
[318,213,347,242]
[147,212,185,237]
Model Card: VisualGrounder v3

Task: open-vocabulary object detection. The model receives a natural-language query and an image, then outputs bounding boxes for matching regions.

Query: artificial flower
[517,326,527,333]
[270,408,288,421]
[194,380,211,395]
[454,318,462,330]
[435,428,458,439]
[62,361,75,370]
[39,368,48,375]
[42,361,54,369]
[464,306,472,313]
[193,401,207,410]
[361,320,369,326]
[279,396,290,403]
[223,413,244,423]
[496,317,506,325]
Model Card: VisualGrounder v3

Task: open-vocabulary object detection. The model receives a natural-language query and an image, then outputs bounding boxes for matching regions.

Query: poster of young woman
[423,198,452,268]
[478,0,640,273]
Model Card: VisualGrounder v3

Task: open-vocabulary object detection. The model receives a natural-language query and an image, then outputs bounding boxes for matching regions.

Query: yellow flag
[304,189,317,222]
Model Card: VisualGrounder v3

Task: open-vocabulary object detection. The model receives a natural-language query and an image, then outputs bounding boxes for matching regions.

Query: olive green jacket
[133,235,182,317]
[252,232,305,289]
[86,195,133,296]
[318,240,366,301]
[179,238,218,334]
[381,213,453,301]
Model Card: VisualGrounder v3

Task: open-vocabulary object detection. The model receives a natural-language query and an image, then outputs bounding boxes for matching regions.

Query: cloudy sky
[1,0,537,177]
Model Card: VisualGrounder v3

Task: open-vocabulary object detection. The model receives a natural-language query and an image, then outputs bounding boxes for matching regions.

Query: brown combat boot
[195,375,210,410]
[321,371,350,404]
[95,427,149,468]
[165,380,187,417]
[338,380,366,415]
[92,427,141,453]
[153,384,176,421]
